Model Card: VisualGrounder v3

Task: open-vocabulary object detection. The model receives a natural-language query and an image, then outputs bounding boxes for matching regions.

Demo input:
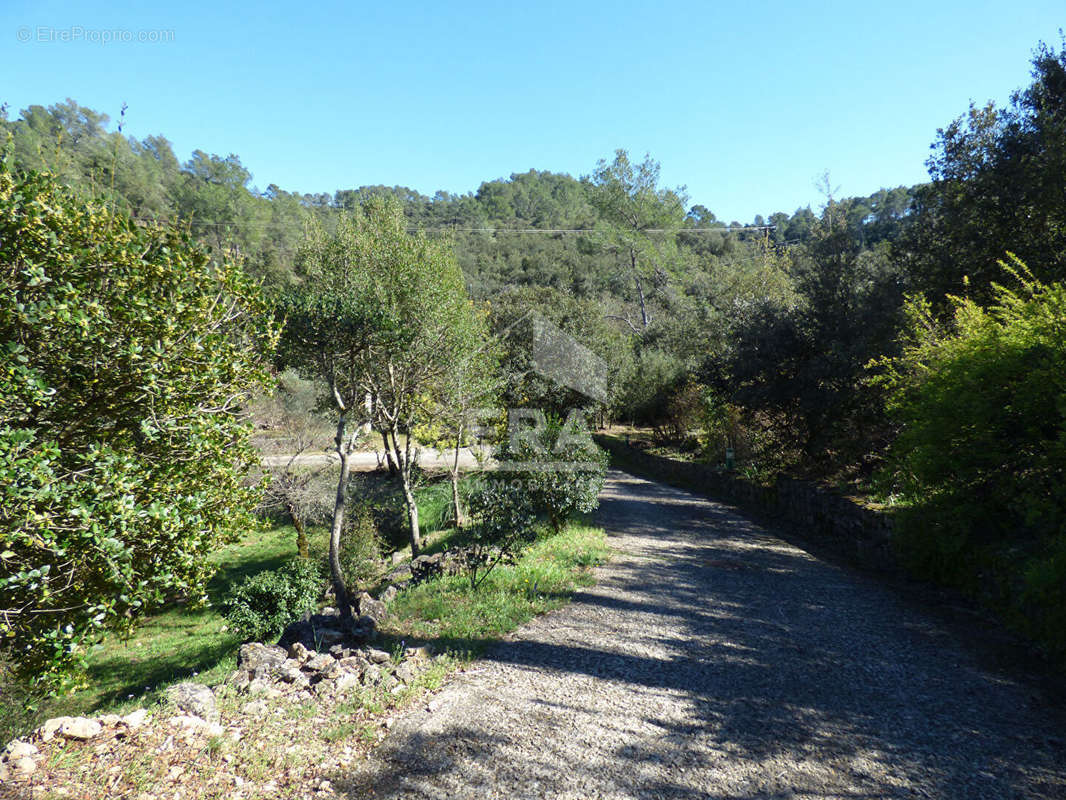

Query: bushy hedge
[0,169,277,684]
[871,258,1066,660]
[309,507,385,594]
[223,558,323,641]
[496,412,608,534]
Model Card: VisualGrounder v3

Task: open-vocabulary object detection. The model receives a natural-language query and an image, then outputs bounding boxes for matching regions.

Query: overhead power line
[131,216,777,235]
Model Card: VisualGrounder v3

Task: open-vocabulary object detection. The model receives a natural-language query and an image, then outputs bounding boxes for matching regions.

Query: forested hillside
[0,98,915,459]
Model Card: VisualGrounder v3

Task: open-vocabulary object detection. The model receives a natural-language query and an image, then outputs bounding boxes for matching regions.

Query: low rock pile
[1,709,150,782]
[228,638,433,702]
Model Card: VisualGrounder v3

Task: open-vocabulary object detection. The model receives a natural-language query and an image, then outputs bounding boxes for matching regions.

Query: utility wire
[131,216,777,235]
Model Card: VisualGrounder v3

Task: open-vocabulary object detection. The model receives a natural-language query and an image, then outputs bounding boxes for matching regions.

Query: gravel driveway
[337,470,1066,799]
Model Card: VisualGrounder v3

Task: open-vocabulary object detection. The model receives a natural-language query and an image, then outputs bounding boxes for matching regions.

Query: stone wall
[595,435,897,572]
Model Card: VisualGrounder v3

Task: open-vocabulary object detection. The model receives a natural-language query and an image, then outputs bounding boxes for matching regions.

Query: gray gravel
[337,470,1066,799]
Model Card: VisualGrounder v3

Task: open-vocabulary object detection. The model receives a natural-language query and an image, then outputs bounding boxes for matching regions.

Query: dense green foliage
[0,167,276,684]
[905,43,1066,303]
[280,196,485,565]
[223,557,322,642]
[459,416,607,587]
[503,414,609,534]
[871,260,1066,658]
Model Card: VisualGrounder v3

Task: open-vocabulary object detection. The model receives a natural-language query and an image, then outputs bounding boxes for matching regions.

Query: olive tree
[281,198,478,614]
[0,168,277,684]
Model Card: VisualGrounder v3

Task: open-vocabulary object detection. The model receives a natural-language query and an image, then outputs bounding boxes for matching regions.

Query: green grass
[2,488,610,750]
[1,523,300,743]
[415,477,458,535]
[385,524,608,648]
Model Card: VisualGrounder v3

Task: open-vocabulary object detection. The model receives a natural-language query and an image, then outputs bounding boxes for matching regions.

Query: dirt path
[336,470,1066,799]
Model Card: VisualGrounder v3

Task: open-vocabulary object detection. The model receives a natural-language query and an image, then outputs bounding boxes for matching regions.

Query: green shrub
[224,558,322,641]
[0,168,276,685]
[333,508,386,591]
[347,472,407,549]
[500,413,608,534]
[438,475,540,589]
[457,413,607,589]
[870,257,1066,660]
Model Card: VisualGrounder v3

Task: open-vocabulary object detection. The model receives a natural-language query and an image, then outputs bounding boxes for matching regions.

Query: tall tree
[906,40,1066,303]
[586,150,688,332]
[281,198,478,587]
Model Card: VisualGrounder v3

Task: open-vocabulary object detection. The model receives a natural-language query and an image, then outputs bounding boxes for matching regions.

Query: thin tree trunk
[391,423,422,555]
[287,500,309,559]
[402,481,421,556]
[450,421,465,528]
[381,427,398,476]
[330,413,352,619]
[632,248,650,329]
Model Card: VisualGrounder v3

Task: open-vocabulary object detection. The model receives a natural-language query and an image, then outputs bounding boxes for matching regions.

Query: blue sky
[2,1,1062,222]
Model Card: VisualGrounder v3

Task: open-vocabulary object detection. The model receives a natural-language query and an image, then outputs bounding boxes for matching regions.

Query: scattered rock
[167,682,217,722]
[318,627,347,647]
[329,644,351,660]
[366,647,391,664]
[121,709,150,730]
[337,655,367,674]
[37,716,73,742]
[348,615,376,641]
[11,756,36,776]
[4,741,37,760]
[410,553,443,582]
[395,661,418,684]
[288,641,312,664]
[246,678,272,695]
[356,592,388,624]
[306,653,334,672]
[58,717,102,740]
[379,585,399,604]
[238,642,288,673]
[241,699,269,716]
[362,664,383,685]
[333,672,361,693]
[167,715,224,737]
[279,664,311,688]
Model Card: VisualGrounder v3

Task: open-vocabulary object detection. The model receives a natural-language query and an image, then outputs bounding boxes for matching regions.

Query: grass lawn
[388,524,608,647]
[1,523,300,744]
[2,493,609,751]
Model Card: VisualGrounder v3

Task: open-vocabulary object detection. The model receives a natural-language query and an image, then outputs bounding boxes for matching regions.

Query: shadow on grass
[83,635,240,711]
[206,549,297,601]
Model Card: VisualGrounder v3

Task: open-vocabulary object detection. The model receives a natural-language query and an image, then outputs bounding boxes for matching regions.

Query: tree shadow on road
[330,472,1066,799]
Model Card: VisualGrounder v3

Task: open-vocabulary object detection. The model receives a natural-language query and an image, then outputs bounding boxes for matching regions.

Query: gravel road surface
[337,470,1066,799]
